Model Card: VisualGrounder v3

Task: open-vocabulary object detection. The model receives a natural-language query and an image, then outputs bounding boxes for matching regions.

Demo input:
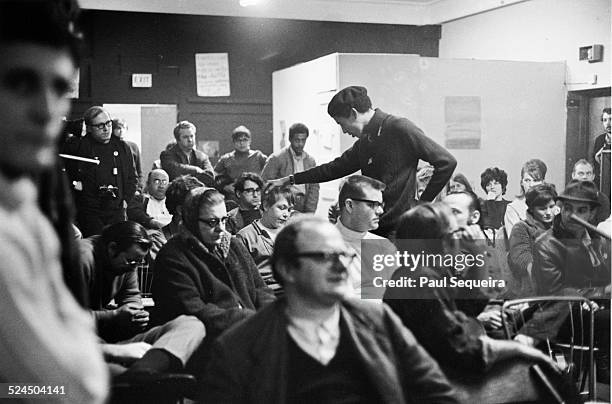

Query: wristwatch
[289,175,295,185]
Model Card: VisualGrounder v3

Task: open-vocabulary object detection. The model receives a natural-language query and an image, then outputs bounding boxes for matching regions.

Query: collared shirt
[146,196,172,227]
[286,305,341,365]
[289,147,306,194]
[581,230,602,267]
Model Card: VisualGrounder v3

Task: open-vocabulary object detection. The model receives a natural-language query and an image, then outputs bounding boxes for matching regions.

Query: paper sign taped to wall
[195,53,230,97]
[445,96,481,149]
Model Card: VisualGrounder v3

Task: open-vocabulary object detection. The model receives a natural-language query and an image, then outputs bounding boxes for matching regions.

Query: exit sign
[132,74,152,88]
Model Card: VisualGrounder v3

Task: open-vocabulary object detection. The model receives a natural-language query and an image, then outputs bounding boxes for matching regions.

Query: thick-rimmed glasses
[198,215,229,228]
[350,198,384,210]
[89,120,113,130]
[295,251,357,265]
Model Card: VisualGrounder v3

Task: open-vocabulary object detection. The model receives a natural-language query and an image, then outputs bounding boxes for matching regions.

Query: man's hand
[114,303,149,329]
[149,219,164,229]
[485,336,560,371]
[102,342,152,365]
[514,333,536,347]
[264,176,290,193]
[455,224,486,241]
[477,309,505,330]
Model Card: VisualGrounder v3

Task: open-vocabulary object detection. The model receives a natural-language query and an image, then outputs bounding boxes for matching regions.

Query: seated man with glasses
[226,172,264,234]
[128,169,172,230]
[335,175,398,298]
[202,216,458,403]
[62,105,138,237]
[76,221,205,380]
[152,187,275,373]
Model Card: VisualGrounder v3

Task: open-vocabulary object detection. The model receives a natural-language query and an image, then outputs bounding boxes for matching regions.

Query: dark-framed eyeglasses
[350,198,385,210]
[89,120,113,130]
[242,187,261,195]
[295,251,357,264]
[198,215,229,228]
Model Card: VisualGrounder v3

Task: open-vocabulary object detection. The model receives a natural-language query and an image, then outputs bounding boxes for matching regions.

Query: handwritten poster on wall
[195,53,230,97]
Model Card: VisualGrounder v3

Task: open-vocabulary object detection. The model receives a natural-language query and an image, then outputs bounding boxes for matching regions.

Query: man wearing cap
[62,105,138,237]
[267,86,457,236]
[514,180,610,377]
[161,120,215,186]
[215,125,267,181]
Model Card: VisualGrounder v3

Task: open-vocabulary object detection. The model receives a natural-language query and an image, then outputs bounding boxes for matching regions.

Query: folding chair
[502,296,598,401]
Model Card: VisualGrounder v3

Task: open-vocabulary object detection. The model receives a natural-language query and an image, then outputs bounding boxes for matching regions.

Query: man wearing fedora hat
[514,180,610,380]
[267,86,456,237]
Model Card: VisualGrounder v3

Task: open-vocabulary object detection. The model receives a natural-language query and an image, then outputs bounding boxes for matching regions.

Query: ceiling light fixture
[239,0,266,7]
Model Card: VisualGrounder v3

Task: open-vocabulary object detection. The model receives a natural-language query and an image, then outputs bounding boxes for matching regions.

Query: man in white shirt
[128,169,173,229]
[202,217,458,403]
[335,175,397,297]
[0,1,108,402]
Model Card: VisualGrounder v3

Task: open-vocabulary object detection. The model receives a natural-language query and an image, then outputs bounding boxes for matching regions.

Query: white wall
[439,0,611,92]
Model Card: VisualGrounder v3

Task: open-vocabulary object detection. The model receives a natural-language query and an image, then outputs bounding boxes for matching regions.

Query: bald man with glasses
[202,216,458,403]
[62,105,138,236]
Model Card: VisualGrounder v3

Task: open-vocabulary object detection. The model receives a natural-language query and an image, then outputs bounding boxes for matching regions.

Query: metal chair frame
[501,296,597,401]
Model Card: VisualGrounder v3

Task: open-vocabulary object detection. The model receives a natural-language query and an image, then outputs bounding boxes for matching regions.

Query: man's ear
[276,261,295,285]
[470,210,481,225]
[107,242,119,259]
[344,199,354,214]
[350,108,358,120]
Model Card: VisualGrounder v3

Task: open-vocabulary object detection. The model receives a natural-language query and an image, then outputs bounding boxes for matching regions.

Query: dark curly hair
[480,167,508,195]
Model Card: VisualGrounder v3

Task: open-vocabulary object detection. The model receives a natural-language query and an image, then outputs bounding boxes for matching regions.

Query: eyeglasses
[89,120,113,130]
[295,251,357,265]
[350,198,385,210]
[152,179,168,186]
[124,257,146,267]
[198,215,229,228]
[242,187,261,195]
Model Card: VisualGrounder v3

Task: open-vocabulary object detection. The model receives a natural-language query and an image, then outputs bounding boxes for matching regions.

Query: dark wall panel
[72,11,440,156]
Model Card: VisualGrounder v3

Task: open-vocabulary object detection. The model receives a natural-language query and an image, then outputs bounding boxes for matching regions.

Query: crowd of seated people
[53,90,612,401]
[3,1,610,399]
[54,99,612,401]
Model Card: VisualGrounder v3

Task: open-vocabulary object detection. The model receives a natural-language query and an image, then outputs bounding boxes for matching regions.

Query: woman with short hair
[504,159,547,236]
[507,183,557,298]
[237,186,295,295]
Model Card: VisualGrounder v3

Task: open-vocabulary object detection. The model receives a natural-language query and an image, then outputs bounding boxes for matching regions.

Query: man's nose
[30,88,54,126]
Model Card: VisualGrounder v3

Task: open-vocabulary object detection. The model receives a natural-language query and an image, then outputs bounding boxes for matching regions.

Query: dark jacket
[533,215,610,296]
[151,229,275,336]
[507,213,550,297]
[126,194,156,228]
[261,147,320,213]
[519,215,611,341]
[61,134,137,208]
[294,109,456,235]
[160,144,214,184]
[202,298,458,404]
[384,265,490,374]
[77,236,141,331]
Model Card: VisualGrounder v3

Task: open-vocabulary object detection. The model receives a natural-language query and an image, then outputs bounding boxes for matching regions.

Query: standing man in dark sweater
[267,86,456,236]
[62,106,138,236]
